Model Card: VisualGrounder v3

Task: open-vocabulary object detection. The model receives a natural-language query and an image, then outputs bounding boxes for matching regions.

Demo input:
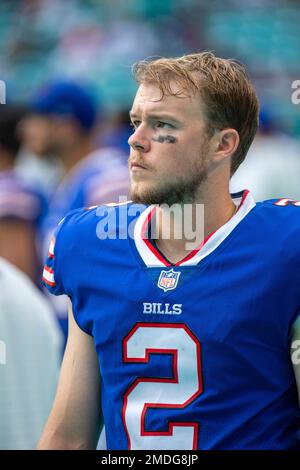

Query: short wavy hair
[132,52,259,176]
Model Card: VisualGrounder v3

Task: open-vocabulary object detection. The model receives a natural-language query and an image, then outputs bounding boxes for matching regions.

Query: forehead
[130,82,203,120]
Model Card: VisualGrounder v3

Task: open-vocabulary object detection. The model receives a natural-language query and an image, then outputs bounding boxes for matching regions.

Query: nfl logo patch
[157,268,181,292]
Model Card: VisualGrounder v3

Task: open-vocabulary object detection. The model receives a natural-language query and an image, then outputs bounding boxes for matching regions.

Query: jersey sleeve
[42,218,67,296]
[42,205,102,336]
[42,208,84,296]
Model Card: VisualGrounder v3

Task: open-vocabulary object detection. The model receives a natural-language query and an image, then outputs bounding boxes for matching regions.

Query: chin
[130,190,150,205]
[130,187,155,205]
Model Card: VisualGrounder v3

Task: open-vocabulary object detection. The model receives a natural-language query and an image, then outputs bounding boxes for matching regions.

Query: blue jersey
[43,190,300,450]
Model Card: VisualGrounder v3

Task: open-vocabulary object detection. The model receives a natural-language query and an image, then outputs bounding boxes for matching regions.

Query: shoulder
[257,197,300,208]
[43,201,146,296]
[252,197,300,249]
[57,201,145,234]
[255,197,300,223]
[52,201,147,259]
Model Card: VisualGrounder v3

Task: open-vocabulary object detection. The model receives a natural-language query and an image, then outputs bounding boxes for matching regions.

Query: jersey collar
[133,190,255,268]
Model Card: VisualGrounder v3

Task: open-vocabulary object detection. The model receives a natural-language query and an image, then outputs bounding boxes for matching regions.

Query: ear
[211,128,240,163]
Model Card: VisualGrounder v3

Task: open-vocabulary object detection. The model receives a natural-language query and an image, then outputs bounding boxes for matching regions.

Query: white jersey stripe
[133,190,256,268]
[42,266,55,286]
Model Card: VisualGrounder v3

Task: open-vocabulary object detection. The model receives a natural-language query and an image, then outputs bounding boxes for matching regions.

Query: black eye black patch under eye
[152,135,177,144]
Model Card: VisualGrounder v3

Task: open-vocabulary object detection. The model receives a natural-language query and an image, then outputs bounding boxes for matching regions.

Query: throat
[153,238,194,265]
[150,199,238,265]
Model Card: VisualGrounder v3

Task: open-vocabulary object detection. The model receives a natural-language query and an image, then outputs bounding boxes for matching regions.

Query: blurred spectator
[0,104,48,284]
[1,0,299,134]
[96,109,133,154]
[230,109,300,201]
[22,81,129,342]
[0,257,62,449]
[15,148,63,199]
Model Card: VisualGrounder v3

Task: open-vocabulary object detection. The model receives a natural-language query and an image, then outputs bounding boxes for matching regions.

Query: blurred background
[0,0,299,121]
[0,0,300,449]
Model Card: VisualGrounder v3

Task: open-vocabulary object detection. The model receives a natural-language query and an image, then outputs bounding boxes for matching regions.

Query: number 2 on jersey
[122,323,202,450]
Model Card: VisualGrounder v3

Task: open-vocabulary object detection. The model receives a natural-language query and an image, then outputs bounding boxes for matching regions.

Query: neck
[60,137,93,174]
[154,177,236,264]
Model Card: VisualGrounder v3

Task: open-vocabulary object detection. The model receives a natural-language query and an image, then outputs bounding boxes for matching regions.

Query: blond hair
[133,52,259,175]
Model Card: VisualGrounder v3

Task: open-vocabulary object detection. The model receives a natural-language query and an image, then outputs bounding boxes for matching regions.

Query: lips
[130,161,147,170]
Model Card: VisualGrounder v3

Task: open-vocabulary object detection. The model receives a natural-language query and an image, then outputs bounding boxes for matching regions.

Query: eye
[155,121,173,129]
[130,121,141,130]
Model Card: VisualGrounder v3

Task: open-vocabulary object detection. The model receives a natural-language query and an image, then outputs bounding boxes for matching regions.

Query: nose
[128,125,150,153]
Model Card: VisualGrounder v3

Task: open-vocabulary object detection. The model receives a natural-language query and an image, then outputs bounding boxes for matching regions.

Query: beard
[130,148,208,206]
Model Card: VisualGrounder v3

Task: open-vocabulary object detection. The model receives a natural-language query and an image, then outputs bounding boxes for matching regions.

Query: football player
[39,52,300,450]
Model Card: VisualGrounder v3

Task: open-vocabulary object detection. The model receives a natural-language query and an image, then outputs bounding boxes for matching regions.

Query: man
[22,81,129,341]
[0,257,62,449]
[0,105,48,284]
[39,52,300,450]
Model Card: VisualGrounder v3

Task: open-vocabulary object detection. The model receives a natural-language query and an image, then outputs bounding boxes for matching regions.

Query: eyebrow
[129,111,182,124]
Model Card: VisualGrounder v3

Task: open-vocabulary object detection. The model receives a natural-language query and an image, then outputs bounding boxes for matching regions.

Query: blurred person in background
[230,108,300,201]
[95,108,134,156]
[0,105,48,284]
[15,147,63,203]
[22,81,130,343]
[0,257,62,449]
